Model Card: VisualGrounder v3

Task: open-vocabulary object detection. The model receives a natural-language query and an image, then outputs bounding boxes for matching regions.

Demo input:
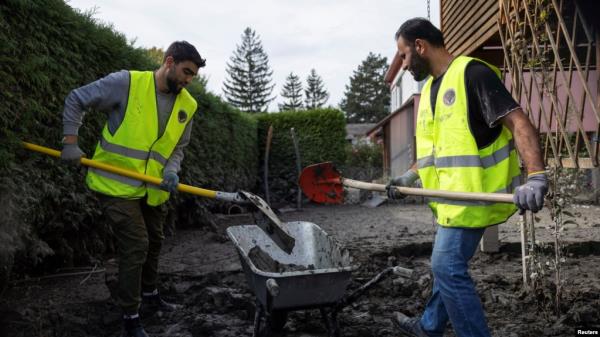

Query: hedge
[171,89,258,227]
[0,0,258,293]
[0,0,159,285]
[255,108,347,203]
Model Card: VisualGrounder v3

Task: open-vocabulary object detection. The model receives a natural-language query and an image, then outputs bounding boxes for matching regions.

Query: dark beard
[166,75,181,94]
[409,51,430,81]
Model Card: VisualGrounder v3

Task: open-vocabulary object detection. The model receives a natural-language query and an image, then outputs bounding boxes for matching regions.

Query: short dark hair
[395,18,445,47]
[164,41,206,68]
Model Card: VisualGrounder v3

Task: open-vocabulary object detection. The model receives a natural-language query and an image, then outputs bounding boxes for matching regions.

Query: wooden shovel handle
[342,178,514,204]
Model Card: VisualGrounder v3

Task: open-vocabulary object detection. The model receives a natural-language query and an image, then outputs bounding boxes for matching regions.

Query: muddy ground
[1,201,600,337]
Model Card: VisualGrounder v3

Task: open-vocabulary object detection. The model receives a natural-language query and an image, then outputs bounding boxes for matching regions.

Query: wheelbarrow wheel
[259,310,288,336]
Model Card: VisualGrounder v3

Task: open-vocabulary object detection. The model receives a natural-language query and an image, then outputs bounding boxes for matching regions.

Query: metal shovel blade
[298,162,344,204]
[239,191,296,254]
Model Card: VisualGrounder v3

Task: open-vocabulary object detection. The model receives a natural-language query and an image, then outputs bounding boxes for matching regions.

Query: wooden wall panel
[441,0,500,56]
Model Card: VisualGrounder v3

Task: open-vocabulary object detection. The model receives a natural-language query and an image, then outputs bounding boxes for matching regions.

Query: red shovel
[299,162,514,204]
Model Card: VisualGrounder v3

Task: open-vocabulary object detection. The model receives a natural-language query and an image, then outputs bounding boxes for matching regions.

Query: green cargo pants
[99,195,168,315]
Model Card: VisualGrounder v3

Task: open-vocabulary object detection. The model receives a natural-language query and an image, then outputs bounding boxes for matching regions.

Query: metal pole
[264,125,274,206]
[290,127,302,210]
[520,212,530,289]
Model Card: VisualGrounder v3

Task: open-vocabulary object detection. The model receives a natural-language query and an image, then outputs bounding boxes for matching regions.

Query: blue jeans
[419,226,491,337]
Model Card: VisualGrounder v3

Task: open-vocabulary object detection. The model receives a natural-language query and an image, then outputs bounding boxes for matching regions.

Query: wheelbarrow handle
[392,266,413,278]
[266,278,280,297]
[342,178,514,204]
[22,141,244,202]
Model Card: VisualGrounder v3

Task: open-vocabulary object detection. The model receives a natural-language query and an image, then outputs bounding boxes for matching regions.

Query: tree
[278,72,303,111]
[340,52,390,123]
[223,27,275,113]
[304,69,329,109]
[145,47,164,66]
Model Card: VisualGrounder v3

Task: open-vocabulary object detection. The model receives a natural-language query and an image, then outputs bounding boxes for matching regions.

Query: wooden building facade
[441,0,599,168]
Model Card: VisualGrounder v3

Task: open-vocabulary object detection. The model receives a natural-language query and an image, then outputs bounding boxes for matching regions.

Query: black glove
[160,171,179,193]
[513,172,548,213]
[386,170,419,200]
[60,143,85,164]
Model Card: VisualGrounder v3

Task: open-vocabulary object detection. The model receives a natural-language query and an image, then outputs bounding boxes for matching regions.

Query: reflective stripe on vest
[86,70,197,205]
[415,56,521,228]
[418,140,515,169]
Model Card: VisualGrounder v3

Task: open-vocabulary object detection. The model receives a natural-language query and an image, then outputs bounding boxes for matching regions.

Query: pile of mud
[248,246,315,273]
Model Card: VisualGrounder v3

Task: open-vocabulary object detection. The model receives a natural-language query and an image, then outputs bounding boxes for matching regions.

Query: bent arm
[500,108,545,174]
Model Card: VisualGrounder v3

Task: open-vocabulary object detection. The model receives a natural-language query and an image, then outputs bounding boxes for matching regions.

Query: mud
[1,203,600,337]
[248,246,314,273]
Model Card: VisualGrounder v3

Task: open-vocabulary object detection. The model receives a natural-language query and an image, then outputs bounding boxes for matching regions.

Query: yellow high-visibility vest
[416,56,520,228]
[86,70,197,206]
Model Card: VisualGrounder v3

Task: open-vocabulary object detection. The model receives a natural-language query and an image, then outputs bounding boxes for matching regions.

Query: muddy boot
[141,290,178,313]
[121,315,148,337]
[391,312,429,337]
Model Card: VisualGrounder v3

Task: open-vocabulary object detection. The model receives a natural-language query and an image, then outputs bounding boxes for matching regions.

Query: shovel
[22,141,296,253]
[298,162,514,204]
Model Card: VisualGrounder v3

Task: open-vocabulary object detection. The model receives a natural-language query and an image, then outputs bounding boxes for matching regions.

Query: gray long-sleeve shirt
[63,70,194,174]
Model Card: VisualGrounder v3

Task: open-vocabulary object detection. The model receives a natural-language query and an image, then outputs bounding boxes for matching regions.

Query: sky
[66,0,440,111]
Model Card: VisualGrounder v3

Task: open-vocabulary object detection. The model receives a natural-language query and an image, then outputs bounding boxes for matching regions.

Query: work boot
[121,315,149,337]
[391,312,429,337]
[141,290,178,313]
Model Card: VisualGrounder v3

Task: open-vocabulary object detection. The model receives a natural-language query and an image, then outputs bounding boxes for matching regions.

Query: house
[443,0,599,169]
[345,123,376,145]
[366,52,426,177]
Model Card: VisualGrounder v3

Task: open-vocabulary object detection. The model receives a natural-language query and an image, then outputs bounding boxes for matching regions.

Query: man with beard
[60,41,205,337]
[386,18,547,337]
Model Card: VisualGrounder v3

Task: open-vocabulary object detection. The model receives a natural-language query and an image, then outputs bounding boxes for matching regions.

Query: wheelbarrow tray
[227,221,357,310]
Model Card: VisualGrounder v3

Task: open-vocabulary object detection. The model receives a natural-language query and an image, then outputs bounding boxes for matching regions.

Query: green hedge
[172,89,258,227]
[340,142,384,182]
[0,0,258,289]
[0,0,158,282]
[255,109,347,203]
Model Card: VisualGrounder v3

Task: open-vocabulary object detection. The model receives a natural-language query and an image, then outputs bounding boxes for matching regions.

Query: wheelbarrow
[227,221,413,337]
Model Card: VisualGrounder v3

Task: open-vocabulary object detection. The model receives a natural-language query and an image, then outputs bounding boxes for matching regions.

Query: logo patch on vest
[443,89,456,106]
[178,110,188,123]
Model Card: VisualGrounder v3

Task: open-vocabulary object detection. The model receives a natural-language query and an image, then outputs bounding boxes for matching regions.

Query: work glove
[160,171,179,193]
[513,172,548,213]
[386,170,419,200]
[60,142,85,164]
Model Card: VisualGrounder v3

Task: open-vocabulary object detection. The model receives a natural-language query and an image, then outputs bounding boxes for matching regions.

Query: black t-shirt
[430,60,520,148]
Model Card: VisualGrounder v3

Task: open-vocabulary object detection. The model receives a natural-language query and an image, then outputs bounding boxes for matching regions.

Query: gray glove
[513,173,548,213]
[386,170,419,200]
[60,143,85,164]
[160,171,179,193]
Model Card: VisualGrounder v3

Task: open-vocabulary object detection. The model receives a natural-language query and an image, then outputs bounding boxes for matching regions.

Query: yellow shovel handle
[22,142,217,199]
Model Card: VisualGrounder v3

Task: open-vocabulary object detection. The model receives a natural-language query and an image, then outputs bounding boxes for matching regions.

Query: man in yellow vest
[60,41,205,337]
[387,19,547,337]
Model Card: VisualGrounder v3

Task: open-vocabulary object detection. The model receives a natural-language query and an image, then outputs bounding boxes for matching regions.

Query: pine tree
[223,27,275,113]
[340,52,390,123]
[304,69,329,109]
[278,72,303,111]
